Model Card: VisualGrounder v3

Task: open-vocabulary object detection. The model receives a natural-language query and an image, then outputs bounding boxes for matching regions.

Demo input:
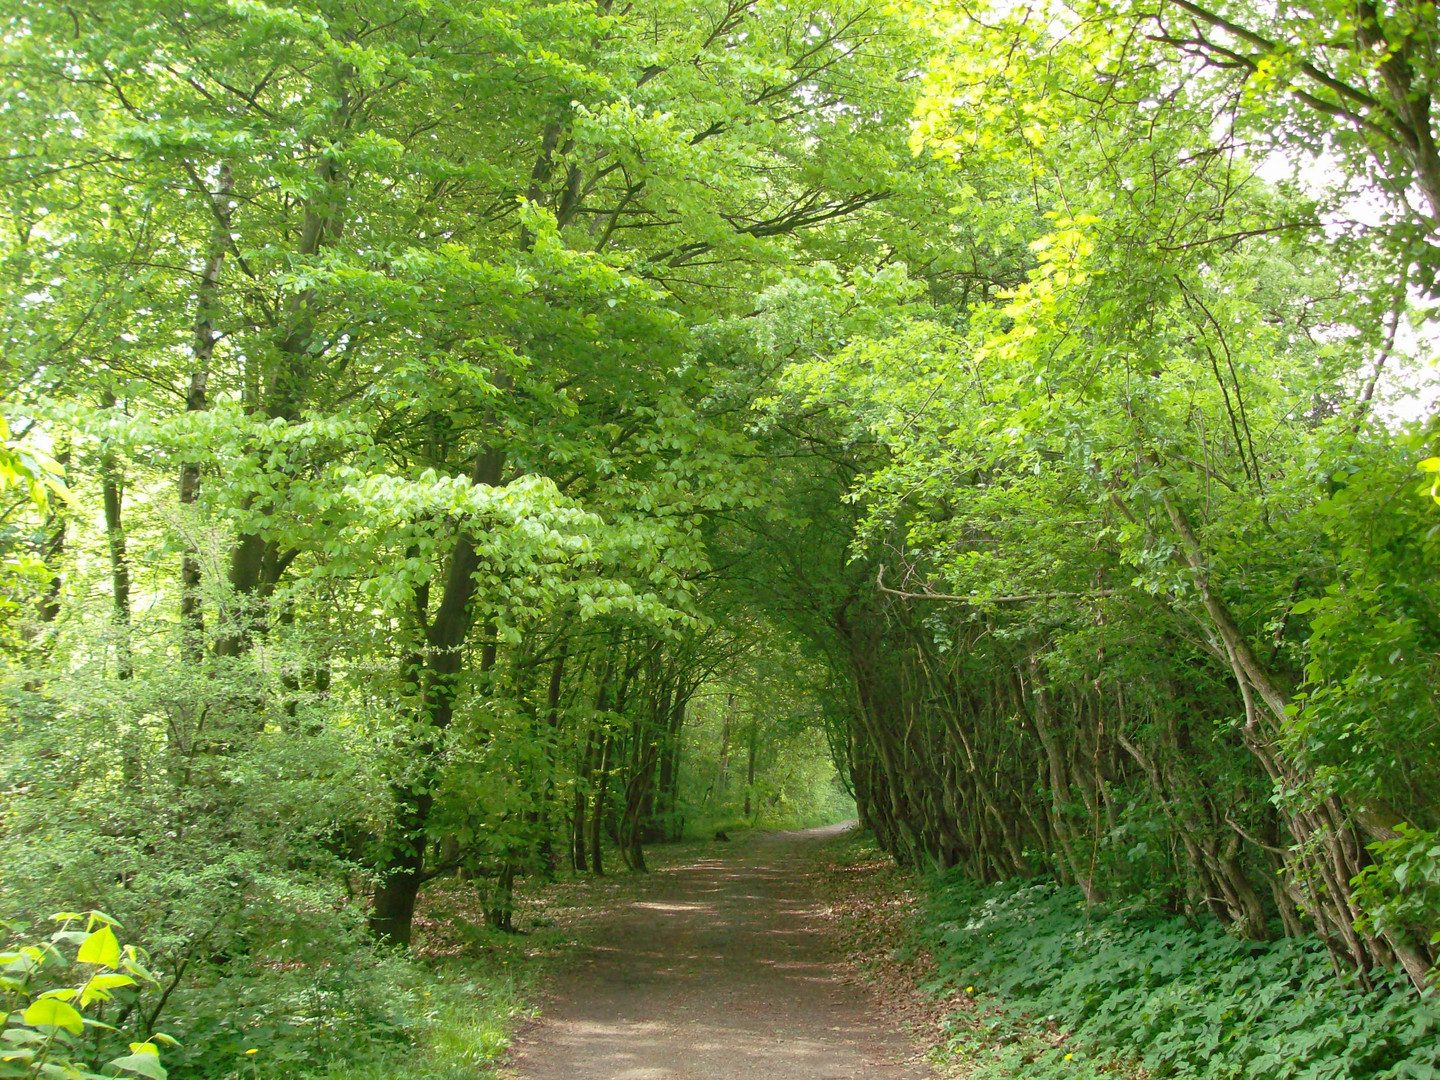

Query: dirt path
[506,824,931,1080]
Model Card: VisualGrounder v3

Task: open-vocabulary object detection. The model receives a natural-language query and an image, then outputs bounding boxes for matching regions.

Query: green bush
[1,912,176,1080]
[0,907,538,1080]
[922,874,1440,1079]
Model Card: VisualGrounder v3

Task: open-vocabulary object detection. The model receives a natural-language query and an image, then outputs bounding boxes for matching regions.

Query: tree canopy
[3,0,1440,1075]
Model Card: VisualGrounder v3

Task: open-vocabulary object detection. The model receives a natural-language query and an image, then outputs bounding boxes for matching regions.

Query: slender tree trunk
[656,699,685,840]
[368,446,506,946]
[179,163,235,660]
[375,116,571,937]
[589,731,611,876]
[1161,489,1435,986]
[37,442,68,627]
[536,645,568,873]
[216,81,351,658]
[717,692,734,793]
[743,720,757,818]
[100,398,133,680]
[1025,656,1096,900]
[573,725,595,872]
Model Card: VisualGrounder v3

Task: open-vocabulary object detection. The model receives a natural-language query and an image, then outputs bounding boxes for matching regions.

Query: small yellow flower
[1065,1053,1074,1061]
[245,1049,258,1056]
[965,986,974,994]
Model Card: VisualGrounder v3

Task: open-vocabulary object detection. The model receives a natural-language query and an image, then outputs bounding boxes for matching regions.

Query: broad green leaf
[77,927,120,968]
[80,974,136,1006]
[22,997,84,1034]
[120,953,157,983]
[109,1048,166,1080]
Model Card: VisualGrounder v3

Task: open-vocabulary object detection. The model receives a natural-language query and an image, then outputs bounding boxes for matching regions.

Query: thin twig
[875,565,1117,604]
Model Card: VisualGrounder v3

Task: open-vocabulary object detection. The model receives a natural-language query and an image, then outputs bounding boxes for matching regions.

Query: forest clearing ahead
[3,0,1440,1076]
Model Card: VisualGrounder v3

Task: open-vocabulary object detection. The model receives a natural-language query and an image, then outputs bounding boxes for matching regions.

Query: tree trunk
[536,645,568,874]
[656,699,686,840]
[573,725,595,872]
[743,720,757,818]
[179,163,235,660]
[367,788,433,946]
[484,860,518,932]
[99,399,133,680]
[589,731,611,876]
[37,442,68,628]
[1160,489,1435,986]
[717,692,733,794]
[368,447,506,946]
[1025,656,1096,900]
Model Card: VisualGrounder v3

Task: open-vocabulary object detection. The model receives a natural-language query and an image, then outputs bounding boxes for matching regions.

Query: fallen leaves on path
[806,833,971,1069]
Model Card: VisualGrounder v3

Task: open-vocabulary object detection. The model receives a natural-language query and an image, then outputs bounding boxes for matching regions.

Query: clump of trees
[754,0,1440,995]
[1,0,1439,1073]
[0,0,923,1068]
[675,637,855,835]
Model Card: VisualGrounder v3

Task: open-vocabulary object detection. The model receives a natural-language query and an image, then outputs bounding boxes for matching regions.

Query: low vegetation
[922,875,1440,1080]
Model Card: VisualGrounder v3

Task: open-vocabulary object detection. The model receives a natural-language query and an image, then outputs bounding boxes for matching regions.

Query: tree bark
[37,442,69,628]
[368,446,506,946]
[1161,488,1435,986]
[743,720,757,818]
[589,730,611,876]
[179,162,235,660]
[99,397,133,680]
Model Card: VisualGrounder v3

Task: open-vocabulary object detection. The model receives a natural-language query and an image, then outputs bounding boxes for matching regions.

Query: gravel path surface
[505,824,931,1080]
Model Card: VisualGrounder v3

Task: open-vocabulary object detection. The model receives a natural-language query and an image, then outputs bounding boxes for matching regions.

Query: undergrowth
[921,873,1440,1080]
[153,878,554,1080]
[319,960,533,1080]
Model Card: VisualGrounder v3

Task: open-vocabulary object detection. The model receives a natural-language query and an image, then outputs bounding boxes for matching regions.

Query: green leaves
[922,873,1440,1080]
[76,928,120,969]
[0,417,69,512]
[21,998,84,1034]
[79,975,138,1007]
[108,1044,166,1080]
[1,913,169,1079]
[2,4,1433,1077]
[1416,456,1440,505]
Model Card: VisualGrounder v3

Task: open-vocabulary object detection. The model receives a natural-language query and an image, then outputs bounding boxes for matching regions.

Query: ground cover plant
[921,874,1440,1079]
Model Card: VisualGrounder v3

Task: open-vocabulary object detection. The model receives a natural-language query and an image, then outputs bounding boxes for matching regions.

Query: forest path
[504,824,931,1080]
